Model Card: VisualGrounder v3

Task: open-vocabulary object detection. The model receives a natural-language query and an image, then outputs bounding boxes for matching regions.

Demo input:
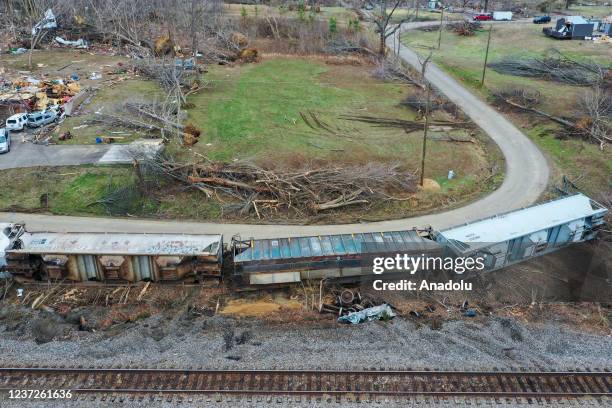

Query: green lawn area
[181,57,489,185]
[401,23,611,195]
[555,5,612,18]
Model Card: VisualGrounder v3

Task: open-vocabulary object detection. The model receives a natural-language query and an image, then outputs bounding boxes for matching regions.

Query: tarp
[32,9,57,35]
[55,37,88,48]
[337,304,396,324]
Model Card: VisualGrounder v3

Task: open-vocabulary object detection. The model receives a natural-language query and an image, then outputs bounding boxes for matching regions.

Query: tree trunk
[379,32,386,56]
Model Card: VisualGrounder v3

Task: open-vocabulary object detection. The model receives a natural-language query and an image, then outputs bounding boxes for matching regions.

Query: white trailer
[492,11,513,21]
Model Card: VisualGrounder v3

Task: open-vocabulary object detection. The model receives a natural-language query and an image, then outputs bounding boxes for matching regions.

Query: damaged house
[543,16,596,40]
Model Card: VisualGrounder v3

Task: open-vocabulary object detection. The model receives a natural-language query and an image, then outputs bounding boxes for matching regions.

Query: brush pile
[489,51,609,86]
[145,156,417,218]
[447,21,482,36]
[88,100,183,140]
[401,93,460,117]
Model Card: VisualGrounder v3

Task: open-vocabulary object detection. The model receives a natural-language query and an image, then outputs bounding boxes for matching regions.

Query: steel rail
[0,367,609,398]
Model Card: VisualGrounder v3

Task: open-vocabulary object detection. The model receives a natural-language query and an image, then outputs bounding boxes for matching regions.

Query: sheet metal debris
[337,304,396,324]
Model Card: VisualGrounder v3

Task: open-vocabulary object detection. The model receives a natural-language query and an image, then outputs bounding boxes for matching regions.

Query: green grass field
[402,23,611,195]
[181,57,489,182]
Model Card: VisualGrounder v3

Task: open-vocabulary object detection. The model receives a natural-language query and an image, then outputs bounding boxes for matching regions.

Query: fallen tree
[489,50,609,86]
[88,99,184,141]
[143,155,417,218]
[493,87,611,149]
[340,115,473,132]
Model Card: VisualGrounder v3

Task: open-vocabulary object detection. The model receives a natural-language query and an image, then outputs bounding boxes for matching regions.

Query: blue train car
[232,230,441,285]
[434,194,607,271]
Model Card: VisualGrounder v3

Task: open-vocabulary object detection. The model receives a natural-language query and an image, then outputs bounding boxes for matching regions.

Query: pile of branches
[145,156,417,217]
[401,93,460,117]
[340,115,472,132]
[88,99,183,140]
[447,21,482,36]
[133,58,204,106]
[493,86,611,149]
[372,56,419,85]
[489,51,609,86]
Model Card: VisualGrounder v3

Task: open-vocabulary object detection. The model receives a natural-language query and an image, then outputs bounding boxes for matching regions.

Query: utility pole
[420,82,431,187]
[437,7,444,50]
[480,24,492,88]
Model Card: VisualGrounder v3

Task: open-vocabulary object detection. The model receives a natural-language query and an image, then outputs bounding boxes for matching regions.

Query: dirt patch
[220,297,302,318]
[420,178,441,192]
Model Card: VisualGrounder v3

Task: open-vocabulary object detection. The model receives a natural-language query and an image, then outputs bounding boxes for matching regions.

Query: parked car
[27,110,57,128]
[473,13,492,21]
[0,129,11,153]
[5,113,28,131]
[533,15,551,24]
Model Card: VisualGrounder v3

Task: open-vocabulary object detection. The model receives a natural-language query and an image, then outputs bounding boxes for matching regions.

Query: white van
[5,113,28,131]
[27,110,57,128]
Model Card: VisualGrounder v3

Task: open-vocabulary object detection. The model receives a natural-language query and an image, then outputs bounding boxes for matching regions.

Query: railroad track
[0,367,610,400]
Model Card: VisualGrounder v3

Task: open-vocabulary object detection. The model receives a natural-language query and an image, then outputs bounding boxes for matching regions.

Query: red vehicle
[473,13,492,21]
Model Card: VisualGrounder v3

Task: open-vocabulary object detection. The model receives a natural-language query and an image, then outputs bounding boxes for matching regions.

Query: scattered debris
[319,288,381,316]
[337,304,396,324]
[32,9,57,36]
[54,37,88,48]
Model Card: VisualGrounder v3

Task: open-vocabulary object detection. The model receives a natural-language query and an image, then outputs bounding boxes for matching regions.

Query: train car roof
[8,231,222,256]
[234,230,440,264]
[437,194,607,250]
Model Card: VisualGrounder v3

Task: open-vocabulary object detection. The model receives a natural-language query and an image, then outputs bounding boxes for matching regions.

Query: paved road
[0,25,549,238]
[0,137,111,170]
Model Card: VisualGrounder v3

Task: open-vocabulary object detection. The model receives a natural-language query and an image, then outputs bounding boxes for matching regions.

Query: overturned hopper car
[2,225,222,282]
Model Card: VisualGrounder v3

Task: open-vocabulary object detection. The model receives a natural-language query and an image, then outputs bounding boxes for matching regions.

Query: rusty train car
[0,194,608,287]
[1,224,222,283]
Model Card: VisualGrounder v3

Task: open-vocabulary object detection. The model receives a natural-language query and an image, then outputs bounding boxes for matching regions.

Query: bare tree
[577,86,612,149]
[370,0,412,56]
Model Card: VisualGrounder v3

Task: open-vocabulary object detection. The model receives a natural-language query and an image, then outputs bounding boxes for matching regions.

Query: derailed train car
[2,224,222,282]
[231,230,442,286]
[0,193,608,286]
[433,193,608,271]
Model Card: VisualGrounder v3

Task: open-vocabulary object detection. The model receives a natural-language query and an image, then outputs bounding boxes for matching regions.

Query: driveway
[0,137,111,170]
[0,137,164,170]
[0,24,549,238]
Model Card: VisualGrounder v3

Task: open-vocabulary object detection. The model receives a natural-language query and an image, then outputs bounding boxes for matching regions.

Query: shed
[435,194,607,271]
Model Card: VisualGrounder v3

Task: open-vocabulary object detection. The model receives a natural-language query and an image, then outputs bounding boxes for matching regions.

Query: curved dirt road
[0,26,548,238]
